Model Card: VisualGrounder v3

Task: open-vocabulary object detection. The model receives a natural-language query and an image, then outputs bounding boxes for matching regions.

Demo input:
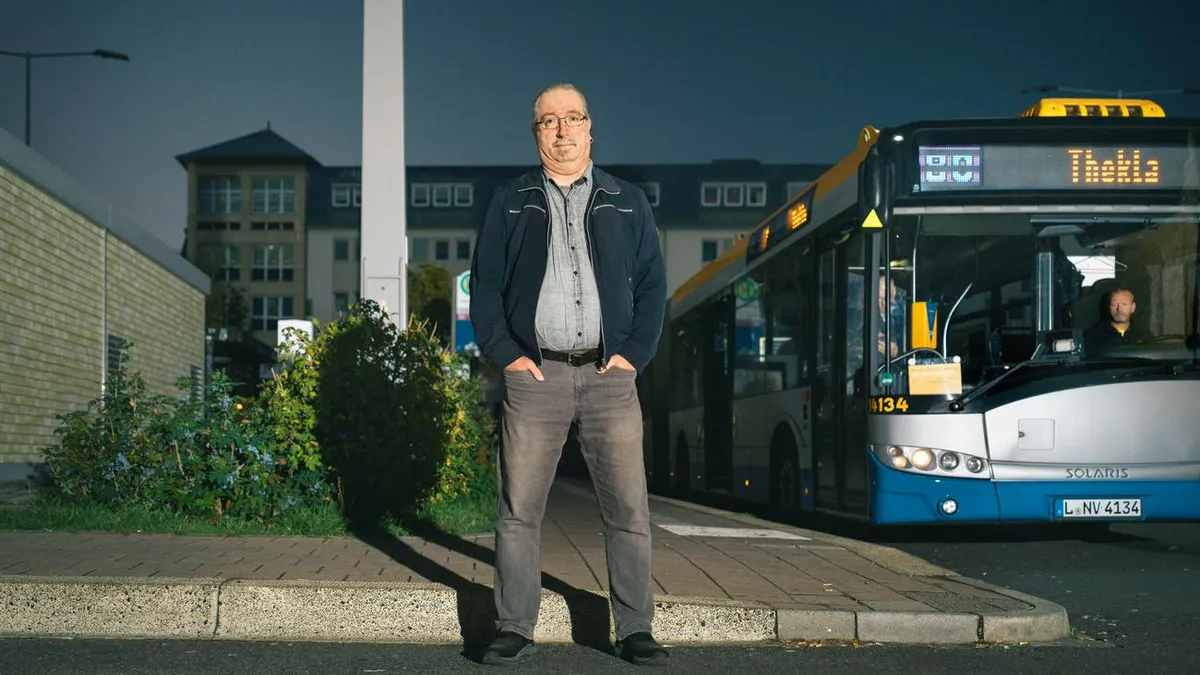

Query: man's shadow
[348,495,612,662]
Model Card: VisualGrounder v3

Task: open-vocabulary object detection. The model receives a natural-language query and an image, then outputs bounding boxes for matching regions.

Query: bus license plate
[1061,498,1142,518]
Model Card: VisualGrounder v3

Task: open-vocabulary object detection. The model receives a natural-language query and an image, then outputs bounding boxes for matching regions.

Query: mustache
[552,139,576,148]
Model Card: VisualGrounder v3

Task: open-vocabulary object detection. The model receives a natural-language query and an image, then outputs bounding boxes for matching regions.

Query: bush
[266,300,496,530]
[41,300,497,531]
[43,348,334,521]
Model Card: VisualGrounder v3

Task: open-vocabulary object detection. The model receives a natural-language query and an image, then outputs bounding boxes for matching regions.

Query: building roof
[175,127,318,168]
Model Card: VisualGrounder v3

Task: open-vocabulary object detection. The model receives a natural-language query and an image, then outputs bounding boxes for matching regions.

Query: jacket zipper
[518,185,550,365]
[584,189,603,362]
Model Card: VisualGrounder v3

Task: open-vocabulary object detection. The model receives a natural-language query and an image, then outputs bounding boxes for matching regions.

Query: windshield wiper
[947,359,1038,412]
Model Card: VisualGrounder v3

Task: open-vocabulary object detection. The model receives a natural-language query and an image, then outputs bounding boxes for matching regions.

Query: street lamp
[0,48,130,146]
[1022,84,1200,98]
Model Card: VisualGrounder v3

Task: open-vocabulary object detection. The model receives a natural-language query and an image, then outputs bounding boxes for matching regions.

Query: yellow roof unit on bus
[1020,98,1166,118]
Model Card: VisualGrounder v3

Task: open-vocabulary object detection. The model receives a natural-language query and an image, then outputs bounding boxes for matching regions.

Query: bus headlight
[887,446,910,469]
[938,452,960,471]
[911,448,934,470]
[872,445,991,479]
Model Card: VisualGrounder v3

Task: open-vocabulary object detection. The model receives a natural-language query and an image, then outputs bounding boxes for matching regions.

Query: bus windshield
[877,210,1200,398]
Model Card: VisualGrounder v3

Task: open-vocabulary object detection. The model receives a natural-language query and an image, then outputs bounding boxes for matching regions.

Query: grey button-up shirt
[534,163,603,353]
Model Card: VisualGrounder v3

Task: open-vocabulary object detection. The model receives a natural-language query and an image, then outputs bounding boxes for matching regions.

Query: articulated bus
[639,97,1200,526]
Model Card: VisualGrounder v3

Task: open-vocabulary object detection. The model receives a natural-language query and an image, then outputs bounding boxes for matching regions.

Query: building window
[331,184,351,207]
[432,184,452,207]
[786,181,809,198]
[334,238,350,261]
[638,182,661,207]
[746,182,767,207]
[724,184,744,207]
[198,176,241,214]
[701,240,719,263]
[435,240,450,261]
[412,182,474,208]
[411,184,430,207]
[201,244,241,281]
[456,240,471,261]
[410,237,430,261]
[251,177,295,214]
[251,296,294,332]
[701,182,769,208]
[252,244,295,281]
[331,183,362,208]
[454,184,473,207]
[250,221,294,231]
[196,221,241,231]
[334,292,350,313]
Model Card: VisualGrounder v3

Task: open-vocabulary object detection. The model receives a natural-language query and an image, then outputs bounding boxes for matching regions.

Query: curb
[0,573,1071,645]
[636,486,1072,644]
[0,576,775,644]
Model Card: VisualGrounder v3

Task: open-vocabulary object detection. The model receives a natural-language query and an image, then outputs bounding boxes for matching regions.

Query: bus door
[702,291,734,493]
[813,244,840,510]
[812,229,869,514]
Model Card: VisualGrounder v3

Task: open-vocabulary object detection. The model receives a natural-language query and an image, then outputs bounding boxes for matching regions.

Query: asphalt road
[0,632,1165,674]
[884,521,1200,659]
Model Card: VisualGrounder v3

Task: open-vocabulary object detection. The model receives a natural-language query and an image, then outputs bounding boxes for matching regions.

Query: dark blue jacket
[468,165,667,373]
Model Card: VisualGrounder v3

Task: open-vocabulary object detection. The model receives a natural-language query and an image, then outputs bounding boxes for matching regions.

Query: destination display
[745,186,814,262]
[915,144,1197,192]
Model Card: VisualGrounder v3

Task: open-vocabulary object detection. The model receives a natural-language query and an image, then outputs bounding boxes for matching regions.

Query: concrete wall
[0,129,210,476]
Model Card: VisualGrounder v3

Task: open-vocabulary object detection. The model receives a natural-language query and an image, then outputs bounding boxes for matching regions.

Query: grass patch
[0,490,497,539]
[416,488,498,537]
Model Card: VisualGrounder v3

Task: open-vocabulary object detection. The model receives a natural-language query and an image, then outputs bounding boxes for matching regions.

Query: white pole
[361,0,407,327]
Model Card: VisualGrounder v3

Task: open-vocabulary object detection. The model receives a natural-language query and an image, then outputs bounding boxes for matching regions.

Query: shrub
[41,301,497,531]
[267,300,496,529]
[43,346,333,521]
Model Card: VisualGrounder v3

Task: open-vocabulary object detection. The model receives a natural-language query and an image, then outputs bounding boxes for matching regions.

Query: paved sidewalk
[0,477,1069,646]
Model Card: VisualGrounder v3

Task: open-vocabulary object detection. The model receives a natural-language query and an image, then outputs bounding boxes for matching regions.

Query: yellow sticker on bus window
[908,362,963,396]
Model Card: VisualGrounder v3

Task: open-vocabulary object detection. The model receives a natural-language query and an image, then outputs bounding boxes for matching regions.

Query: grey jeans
[494,358,654,641]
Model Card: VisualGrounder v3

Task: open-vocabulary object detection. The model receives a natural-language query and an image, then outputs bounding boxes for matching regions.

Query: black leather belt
[541,348,600,367]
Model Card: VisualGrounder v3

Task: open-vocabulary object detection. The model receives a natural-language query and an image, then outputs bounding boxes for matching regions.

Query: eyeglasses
[533,113,588,131]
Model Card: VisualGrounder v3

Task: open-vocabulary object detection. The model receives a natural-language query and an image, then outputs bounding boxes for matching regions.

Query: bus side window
[765,244,808,388]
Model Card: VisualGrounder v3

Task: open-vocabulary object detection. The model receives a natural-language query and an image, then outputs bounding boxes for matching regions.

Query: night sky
[0,0,1196,251]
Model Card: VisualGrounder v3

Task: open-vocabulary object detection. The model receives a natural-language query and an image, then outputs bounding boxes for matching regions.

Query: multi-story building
[176,128,315,342]
[177,128,828,345]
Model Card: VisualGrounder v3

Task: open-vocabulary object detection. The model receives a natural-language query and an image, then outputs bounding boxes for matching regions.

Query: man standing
[469,83,668,666]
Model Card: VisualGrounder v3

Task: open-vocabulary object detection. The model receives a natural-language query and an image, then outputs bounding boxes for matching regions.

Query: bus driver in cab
[1084,287,1146,355]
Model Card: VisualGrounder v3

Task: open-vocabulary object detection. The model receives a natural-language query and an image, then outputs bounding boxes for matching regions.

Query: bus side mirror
[858,149,894,229]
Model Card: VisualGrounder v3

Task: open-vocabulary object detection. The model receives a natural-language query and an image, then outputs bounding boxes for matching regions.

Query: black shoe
[482,631,536,665]
[616,632,669,666]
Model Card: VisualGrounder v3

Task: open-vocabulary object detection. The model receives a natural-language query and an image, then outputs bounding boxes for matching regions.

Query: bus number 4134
[869,396,909,413]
